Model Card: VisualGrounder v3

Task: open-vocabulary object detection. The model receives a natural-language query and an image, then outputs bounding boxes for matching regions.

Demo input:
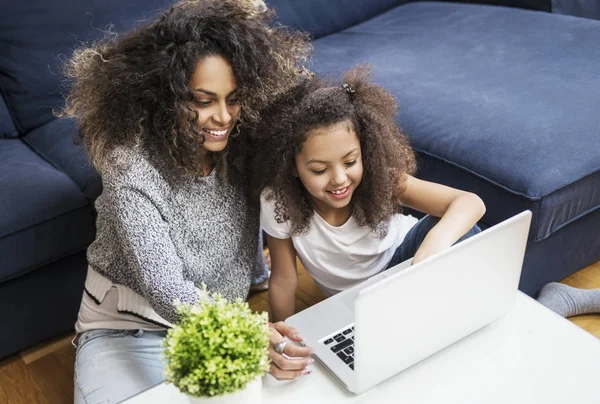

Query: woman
[62,1,313,402]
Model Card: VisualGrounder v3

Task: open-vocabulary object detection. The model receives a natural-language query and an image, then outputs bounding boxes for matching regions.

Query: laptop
[286,210,532,394]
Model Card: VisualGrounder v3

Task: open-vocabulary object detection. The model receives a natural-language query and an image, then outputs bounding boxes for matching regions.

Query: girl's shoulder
[259,187,293,239]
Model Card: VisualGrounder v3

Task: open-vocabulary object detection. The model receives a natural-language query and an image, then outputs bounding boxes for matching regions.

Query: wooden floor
[1,260,599,404]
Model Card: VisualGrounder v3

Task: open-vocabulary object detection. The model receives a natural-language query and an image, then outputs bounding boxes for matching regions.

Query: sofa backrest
[552,0,600,20]
[266,0,413,39]
[0,0,175,134]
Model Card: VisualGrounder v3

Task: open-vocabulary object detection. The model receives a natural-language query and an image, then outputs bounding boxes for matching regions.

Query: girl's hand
[268,321,314,380]
[412,231,453,265]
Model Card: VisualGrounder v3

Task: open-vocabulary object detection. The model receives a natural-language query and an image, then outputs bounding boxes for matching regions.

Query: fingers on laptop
[269,363,313,380]
[282,343,314,358]
[268,323,314,380]
[270,321,304,342]
[268,348,314,380]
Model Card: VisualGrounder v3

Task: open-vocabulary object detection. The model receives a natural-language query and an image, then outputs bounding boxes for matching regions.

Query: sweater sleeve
[109,184,200,323]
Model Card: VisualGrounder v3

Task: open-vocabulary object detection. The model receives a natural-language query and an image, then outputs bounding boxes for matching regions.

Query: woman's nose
[213,102,232,126]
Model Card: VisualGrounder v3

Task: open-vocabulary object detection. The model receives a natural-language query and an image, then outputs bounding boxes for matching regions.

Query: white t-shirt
[260,191,418,296]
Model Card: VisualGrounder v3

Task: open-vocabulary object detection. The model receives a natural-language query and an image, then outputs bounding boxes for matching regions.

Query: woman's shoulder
[100,146,166,190]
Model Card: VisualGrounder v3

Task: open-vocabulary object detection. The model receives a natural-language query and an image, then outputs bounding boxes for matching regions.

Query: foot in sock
[537,282,600,318]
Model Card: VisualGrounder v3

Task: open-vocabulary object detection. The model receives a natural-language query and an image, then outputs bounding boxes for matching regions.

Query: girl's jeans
[387,215,481,268]
[252,230,271,285]
[74,329,166,404]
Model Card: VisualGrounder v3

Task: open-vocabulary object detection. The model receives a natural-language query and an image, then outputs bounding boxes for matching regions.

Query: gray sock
[537,282,600,318]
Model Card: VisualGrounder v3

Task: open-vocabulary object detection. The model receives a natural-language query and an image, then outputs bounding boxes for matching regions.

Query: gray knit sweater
[86,147,260,324]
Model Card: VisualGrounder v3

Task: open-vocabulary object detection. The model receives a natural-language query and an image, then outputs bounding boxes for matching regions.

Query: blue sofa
[1,0,598,359]
[0,0,173,360]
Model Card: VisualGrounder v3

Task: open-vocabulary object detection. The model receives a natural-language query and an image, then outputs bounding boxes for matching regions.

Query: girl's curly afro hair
[251,66,416,237]
[61,0,311,178]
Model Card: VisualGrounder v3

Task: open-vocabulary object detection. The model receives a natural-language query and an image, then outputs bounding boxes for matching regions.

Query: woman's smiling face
[189,55,241,153]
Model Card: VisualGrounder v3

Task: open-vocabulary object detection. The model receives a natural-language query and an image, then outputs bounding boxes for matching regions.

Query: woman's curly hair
[252,66,416,236]
[60,0,311,178]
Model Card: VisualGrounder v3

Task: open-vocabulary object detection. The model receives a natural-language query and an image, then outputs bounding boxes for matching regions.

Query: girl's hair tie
[342,83,355,94]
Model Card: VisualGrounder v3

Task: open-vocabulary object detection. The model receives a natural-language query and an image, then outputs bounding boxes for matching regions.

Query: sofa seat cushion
[0,139,95,282]
[23,119,102,200]
[311,1,600,242]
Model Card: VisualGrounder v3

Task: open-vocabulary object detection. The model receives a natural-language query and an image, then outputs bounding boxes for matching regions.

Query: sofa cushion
[0,0,174,133]
[310,1,600,242]
[266,0,412,39]
[22,118,102,200]
[0,139,95,282]
[0,95,18,138]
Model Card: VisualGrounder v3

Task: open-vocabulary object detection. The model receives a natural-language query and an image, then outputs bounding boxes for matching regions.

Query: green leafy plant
[163,291,271,397]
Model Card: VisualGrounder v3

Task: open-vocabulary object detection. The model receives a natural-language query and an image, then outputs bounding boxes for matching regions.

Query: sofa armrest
[22,118,102,200]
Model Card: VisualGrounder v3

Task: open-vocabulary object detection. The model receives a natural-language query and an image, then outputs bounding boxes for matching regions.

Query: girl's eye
[195,100,212,107]
[345,160,357,167]
[312,169,326,175]
[227,98,240,105]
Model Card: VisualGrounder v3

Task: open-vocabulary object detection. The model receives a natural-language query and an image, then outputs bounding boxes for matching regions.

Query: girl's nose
[331,167,347,186]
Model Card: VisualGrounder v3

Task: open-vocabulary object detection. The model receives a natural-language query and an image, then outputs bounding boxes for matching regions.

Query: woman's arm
[266,234,299,323]
[401,175,486,264]
[109,185,201,323]
[265,236,316,380]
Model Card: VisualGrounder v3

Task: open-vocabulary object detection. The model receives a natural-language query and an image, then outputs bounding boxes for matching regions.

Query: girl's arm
[266,234,299,322]
[401,174,486,264]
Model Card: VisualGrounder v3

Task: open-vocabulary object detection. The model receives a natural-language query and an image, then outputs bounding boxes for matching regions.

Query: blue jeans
[74,329,166,404]
[387,215,481,268]
[252,230,270,285]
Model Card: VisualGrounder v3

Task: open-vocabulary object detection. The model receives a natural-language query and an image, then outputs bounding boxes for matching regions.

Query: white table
[124,292,600,403]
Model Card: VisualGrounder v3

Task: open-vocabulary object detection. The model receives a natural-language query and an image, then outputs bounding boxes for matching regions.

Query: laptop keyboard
[323,325,355,370]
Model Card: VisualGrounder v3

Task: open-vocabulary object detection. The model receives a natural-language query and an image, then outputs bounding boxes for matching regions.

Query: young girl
[252,66,486,323]
[62,1,314,402]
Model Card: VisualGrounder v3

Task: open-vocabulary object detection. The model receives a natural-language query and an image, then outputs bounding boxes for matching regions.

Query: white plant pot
[185,377,262,404]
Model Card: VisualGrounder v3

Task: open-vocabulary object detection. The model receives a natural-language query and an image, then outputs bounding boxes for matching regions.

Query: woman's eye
[312,169,326,175]
[226,98,240,105]
[195,100,212,107]
[345,160,357,167]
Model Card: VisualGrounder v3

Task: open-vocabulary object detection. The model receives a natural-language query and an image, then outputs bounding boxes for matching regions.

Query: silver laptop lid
[353,210,531,394]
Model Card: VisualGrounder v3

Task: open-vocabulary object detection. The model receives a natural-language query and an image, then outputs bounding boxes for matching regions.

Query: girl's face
[295,121,363,215]
[189,55,241,153]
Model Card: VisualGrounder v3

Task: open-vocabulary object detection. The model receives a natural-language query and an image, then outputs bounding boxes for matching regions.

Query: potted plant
[163,289,271,403]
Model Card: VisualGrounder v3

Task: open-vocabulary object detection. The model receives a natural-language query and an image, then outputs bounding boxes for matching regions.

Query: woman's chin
[202,136,230,153]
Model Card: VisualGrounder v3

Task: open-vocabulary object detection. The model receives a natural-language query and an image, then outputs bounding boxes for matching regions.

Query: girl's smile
[295,120,363,221]
[326,185,351,200]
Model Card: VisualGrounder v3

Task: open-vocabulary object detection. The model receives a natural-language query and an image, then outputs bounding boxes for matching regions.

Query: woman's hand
[268,321,314,380]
